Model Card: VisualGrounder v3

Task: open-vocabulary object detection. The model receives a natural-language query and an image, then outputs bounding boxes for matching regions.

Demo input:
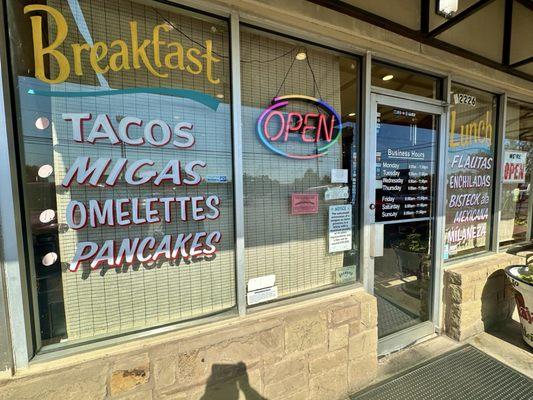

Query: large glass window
[499,99,533,246]
[240,28,360,304]
[8,0,235,345]
[444,84,497,259]
[372,61,442,100]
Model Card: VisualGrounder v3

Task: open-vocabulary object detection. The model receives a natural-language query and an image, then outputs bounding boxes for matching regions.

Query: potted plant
[393,233,428,277]
[505,262,533,348]
[393,233,429,298]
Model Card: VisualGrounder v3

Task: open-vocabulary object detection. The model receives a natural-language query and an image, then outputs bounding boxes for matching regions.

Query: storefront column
[230,11,247,316]
[0,53,32,371]
[432,74,452,332]
[361,51,373,293]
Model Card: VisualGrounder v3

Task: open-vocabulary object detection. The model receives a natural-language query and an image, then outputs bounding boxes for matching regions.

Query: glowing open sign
[256,95,342,159]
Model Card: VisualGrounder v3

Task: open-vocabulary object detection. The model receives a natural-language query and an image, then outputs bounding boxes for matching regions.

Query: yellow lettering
[202,40,220,84]
[109,40,130,71]
[449,110,459,147]
[485,111,492,145]
[90,42,109,74]
[186,48,202,75]
[165,42,185,70]
[24,4,69,84]
[153,24,170,68]
[130,21,167,78]
[72,43,90,76]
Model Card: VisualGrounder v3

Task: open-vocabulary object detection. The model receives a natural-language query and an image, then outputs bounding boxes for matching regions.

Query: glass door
[367,93,445,355]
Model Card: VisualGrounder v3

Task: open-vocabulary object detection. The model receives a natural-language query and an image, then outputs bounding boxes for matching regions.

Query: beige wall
[0,290,377,400]
[185,0,533,101]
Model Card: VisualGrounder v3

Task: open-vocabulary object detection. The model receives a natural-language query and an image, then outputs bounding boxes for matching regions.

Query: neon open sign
[256,95,342,159]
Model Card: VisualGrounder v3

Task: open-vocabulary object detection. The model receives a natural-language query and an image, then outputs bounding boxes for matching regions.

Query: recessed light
[348,112,356,117]
[382,74,394,81]
[295,51,307,61]
[216,93,224,99]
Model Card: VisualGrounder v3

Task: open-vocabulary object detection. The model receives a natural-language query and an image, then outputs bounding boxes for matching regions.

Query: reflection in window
[9,0,235,345]
[371,61,442,100]
[444,84,497,259]
[240,28,360,304]
[499,100,533,246]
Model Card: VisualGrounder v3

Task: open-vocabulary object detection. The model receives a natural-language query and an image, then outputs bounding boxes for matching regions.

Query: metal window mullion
[492,93,507,252]
[230,12,246,316]
[0,54,32,369]
[432,74,451,331]
[361,51,374,293]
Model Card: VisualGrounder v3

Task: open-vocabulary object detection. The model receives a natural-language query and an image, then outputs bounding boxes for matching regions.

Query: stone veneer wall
[444,252,524,341]
[0,290,377,400]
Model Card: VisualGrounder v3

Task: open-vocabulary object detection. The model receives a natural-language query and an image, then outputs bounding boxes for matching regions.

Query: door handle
[369,203,375,210]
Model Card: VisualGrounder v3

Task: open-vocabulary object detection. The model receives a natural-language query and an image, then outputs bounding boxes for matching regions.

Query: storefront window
[499,99,533,246]
[444,84,497,259]
[8,0,235,345]
[240,28,360,304]
[372,61,442,99]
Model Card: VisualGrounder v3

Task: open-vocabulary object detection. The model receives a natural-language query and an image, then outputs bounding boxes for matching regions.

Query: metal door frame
[365,91,448,355]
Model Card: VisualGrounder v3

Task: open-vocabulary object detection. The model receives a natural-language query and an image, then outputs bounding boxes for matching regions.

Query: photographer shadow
[200,362,266,400]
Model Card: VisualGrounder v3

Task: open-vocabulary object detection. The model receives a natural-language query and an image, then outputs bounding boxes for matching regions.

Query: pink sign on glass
[291,193,319,215]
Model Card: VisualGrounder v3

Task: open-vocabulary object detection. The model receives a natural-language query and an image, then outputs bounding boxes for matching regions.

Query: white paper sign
[247,286,278,305]
[331,169,348,183]
[247,275,276,292]
[325,186,349,200]
[503,151,527,183]
[328,205,352,253]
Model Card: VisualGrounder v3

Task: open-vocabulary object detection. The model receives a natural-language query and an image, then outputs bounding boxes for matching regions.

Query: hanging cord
[152,8,298,63]
[305,53,322,100]
[274,52,297,98]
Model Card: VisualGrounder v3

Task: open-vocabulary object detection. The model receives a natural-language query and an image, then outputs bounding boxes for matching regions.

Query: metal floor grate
[377,295,418,338]
[351,345,533,400]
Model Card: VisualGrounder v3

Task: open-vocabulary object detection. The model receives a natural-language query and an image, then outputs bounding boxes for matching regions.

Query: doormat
[351,345,532,400]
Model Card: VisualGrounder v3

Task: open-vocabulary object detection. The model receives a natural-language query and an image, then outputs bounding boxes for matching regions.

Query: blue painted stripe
[27,87,220,111]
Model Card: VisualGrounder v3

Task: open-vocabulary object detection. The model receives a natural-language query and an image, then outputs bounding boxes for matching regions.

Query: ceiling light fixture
[382,74,394,81]
[295,50,307,61]
[216,93,224,99]
[348,112,356,117]
[437,0,458,19]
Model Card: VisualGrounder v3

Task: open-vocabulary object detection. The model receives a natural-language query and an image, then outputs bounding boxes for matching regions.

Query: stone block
[109,365,150,397]
[348,321,365,336]
[309,349,347,375]
[205,326,284,366]
[309,365,348,400]
[0,362,109,400]
[285,311,327,353]
[284,390,309,400]
[348,328,377,360]
[153,356,176,388]
[263,355,307,384]
[116,390,153,400]
[328,324,349,351]
[348,354,377,392]
[359,297,377,329]
[330,304,361,327]
[175,348,210,388]
[264,372,308,400]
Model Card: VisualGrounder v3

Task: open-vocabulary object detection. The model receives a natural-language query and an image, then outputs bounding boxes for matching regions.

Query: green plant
[520,257,533,284]
[395,233,428,253]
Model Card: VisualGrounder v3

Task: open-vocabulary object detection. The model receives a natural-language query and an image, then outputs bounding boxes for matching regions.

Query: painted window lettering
[24,4,221,84]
